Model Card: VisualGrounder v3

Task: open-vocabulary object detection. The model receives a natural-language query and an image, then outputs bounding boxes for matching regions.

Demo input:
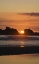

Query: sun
[21,31,24,34]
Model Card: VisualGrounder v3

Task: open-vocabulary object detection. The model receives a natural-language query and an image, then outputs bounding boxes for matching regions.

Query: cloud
[18,13,39,16]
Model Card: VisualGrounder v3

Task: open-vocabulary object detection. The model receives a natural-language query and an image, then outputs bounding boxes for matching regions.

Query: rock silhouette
[24,28,39,36]
[0,27,39,35]
[0,27,19,35]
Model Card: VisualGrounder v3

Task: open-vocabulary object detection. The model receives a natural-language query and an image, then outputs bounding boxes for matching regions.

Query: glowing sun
[21,31,24,34]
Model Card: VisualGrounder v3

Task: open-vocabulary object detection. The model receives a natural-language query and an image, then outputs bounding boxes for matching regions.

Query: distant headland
[0,26,39,36]
[0,27,19,35]
[24,28,39,36]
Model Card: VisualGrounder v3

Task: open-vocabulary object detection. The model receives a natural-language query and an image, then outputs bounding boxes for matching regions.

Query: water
[0,35,39,64]
[0,35,39,46]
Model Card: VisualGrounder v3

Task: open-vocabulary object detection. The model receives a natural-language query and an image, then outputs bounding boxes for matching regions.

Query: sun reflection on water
[20,45,24,47]
[20,41,24,47]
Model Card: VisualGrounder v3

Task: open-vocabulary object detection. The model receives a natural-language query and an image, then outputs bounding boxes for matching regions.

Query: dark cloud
[18,13,39,16]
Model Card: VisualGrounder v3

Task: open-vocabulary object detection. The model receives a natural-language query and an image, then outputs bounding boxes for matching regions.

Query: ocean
[0,35,39,64]
[0,35,39,46]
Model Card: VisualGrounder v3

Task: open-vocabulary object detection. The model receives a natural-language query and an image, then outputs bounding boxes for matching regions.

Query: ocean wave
[0,35,39,41]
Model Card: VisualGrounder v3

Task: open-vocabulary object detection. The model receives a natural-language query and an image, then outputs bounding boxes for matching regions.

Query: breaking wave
[0,35,39,41]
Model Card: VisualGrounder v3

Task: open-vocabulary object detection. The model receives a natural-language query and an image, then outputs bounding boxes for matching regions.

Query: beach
[0,35,39,64]
[0,54,39,64]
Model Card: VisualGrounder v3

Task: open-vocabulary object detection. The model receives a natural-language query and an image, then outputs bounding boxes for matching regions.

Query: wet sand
[0,46,39,55]
[0,46,39,64]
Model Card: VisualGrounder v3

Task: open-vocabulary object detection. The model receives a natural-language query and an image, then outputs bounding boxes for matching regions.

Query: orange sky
[0,0,39,32]
[0,12,39,32]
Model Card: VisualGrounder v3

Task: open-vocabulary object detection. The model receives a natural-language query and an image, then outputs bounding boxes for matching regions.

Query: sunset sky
[0,0,39,32]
